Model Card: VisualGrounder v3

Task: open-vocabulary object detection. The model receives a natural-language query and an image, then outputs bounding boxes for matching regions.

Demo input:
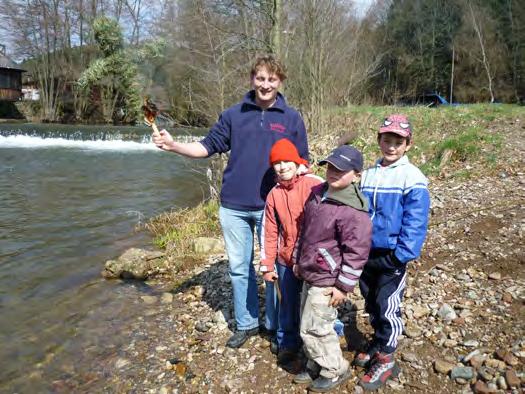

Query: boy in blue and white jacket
[357,114,430,391]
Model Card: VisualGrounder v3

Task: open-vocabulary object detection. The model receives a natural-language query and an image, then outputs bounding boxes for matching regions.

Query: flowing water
[0,123,209,390]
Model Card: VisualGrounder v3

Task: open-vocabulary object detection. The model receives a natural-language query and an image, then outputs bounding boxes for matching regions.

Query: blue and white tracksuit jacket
[359,155,430,353]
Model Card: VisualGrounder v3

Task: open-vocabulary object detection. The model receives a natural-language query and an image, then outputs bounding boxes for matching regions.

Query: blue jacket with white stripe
[360,155,430,264]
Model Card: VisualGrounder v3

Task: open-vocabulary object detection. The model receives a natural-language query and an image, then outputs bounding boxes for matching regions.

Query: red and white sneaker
[359,352,400,391]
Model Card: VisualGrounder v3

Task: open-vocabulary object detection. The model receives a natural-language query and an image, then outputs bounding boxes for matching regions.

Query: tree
[78,16,141,123]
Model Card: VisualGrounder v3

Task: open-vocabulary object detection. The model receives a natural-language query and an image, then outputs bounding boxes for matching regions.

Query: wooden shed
[0,45,25,101]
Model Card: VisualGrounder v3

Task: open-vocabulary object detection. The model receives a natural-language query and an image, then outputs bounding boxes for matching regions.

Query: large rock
[101,248,165,280]
[192,237,224,254]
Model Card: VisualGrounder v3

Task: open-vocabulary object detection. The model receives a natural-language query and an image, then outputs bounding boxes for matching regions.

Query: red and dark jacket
[296,182,372,293]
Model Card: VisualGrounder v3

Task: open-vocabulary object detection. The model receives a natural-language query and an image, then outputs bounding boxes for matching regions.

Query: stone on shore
[192,237,224,254]
[101,248,165,280]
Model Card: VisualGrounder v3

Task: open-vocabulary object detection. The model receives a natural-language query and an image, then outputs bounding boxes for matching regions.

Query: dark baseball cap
[319,145,364,172]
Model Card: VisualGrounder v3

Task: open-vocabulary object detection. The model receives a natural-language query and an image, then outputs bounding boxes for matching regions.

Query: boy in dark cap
[293,145,372,392]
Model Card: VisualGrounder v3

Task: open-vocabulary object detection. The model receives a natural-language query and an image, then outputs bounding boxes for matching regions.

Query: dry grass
[310,103,523,178]
[145,199,221,255]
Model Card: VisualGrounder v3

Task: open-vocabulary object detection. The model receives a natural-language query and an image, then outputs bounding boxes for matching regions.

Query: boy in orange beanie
[260,138,322,365]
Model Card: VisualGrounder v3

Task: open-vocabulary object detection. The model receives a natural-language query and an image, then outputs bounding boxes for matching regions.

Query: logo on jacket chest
[270,123,286,133]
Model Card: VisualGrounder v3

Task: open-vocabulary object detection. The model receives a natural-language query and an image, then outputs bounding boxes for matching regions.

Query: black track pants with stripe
[359,249,407,354]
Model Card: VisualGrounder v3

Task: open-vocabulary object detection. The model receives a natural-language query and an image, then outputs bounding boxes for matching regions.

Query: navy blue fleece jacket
[200,91,309,211]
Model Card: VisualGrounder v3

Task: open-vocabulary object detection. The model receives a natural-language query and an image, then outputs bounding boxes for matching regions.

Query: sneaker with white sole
[359,352,400,391]
[308,369,352,392]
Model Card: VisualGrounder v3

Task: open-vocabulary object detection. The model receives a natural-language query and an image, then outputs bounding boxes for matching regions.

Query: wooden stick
[151,121,159,135]
[275,279,282,303]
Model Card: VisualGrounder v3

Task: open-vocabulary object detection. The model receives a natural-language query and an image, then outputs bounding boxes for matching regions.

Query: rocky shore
[94,119,524,393]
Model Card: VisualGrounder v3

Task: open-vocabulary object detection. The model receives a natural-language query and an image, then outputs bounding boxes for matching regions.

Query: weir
[0,124,204,149]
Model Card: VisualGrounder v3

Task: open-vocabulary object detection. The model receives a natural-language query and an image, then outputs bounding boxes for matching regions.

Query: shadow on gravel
[168,258,233,316]
[166,257,370,357]
[340,301,368,354]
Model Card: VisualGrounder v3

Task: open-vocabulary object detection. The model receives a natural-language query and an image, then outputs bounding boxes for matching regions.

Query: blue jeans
[219,206,263,331]
[275,263,302,351]
[265,280,279,332]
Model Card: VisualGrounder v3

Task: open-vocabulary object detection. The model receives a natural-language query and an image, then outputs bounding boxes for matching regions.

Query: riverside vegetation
[100,103,524,393]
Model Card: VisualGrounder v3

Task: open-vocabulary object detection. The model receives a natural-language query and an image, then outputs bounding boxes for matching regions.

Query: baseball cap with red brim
[379,114,412,138]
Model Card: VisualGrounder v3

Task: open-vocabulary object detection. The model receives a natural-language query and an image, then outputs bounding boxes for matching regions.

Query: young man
[150,56,309,348]
[358,114,430,390]
[293,145,372,392]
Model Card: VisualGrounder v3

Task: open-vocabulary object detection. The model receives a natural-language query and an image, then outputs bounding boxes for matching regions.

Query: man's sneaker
[359,352,400,391]
[308,369,352,392]
[353,343,379,368]
[225,327,259,348]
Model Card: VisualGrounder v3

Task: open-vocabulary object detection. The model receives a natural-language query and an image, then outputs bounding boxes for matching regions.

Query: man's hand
[152,128,175,151]
[263,271,278,282]
[323,287,347,307]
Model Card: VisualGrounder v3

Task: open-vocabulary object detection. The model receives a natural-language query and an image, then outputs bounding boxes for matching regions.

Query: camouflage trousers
[300,283,349,378]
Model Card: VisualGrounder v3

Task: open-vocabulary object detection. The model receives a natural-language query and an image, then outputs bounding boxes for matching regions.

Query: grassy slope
[146,104,524,265]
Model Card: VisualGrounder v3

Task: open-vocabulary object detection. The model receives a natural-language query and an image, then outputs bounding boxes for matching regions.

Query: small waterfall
[0,124,204,150]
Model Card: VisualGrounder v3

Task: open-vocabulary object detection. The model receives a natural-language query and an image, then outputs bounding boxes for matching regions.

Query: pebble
[467,291,478,300]
[191,285,205,298]
[503,352,519,366]
[412,305,429,318]
[463,349,480,362]
[212,310,227,324]
[477,366,494,381]
[473,380,497,393]
[140,295,158,305]
[504,369,520,388]
[469,354,485,369]
[496,376,507,390]
[194,321,209,332]
[115,358,130,369]
[434,359,455,374]
[404,324,422,338]
[502,292,513,303]
[488,272,501,280]
[354,386,364,394]
[386,380,404,390]
[443,339,457,348]
[438,303,457,321]
[160,292,173,304]
[401,352,418,363]
[484,359,506,370]
[463,339,479,347]
[450,366,474,380]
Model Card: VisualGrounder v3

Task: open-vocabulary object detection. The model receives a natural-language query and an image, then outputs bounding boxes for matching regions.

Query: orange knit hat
[269,138,308,166]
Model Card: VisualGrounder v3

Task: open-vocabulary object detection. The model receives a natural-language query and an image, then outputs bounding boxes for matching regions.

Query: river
[0,123,209,391]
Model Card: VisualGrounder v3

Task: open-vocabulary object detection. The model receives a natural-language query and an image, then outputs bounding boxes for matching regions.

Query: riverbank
[68,105,525,392]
